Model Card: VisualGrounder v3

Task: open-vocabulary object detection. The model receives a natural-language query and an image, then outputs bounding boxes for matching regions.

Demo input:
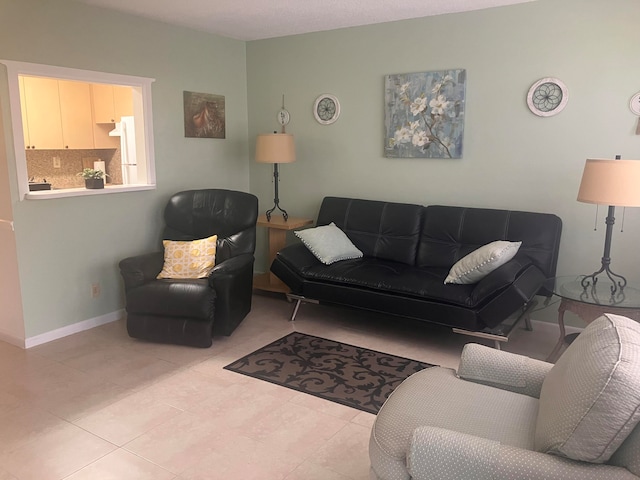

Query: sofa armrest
[119,252,164,290]
[469,255,536,304]
[457,343,553,398]
[407,426,637,480]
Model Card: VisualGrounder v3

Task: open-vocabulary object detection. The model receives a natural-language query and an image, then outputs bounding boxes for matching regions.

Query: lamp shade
[255,133,296,164]
[577,158,640,207]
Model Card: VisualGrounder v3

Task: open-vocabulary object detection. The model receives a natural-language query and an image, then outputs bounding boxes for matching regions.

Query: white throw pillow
[295,222,363,265]
[444,240,521,284]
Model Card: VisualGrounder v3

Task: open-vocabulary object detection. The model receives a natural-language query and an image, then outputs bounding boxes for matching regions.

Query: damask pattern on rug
[224,332,434,414]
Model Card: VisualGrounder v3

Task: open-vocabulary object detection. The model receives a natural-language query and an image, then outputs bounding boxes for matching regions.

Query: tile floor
[0,294,563,480]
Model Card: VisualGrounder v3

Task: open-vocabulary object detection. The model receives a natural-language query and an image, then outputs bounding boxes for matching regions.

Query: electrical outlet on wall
[53,156,61,168]
[91,282,101,298]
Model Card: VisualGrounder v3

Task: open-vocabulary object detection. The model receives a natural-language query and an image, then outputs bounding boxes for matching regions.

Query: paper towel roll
[93,160,106,183]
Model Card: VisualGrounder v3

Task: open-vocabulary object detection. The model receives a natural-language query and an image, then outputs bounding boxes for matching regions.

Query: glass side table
[545,276,640,362]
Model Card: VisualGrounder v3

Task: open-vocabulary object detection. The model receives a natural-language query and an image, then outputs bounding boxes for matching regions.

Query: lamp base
[581,265,627,296]
[265,162,288,222]
[581,203,627,296]
[265,203,288,222]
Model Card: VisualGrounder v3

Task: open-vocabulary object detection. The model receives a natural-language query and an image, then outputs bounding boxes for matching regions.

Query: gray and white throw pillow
[295,222,363,265]
[444,240,521,284]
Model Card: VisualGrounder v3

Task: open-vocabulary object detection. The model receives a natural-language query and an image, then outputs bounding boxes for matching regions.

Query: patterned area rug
[224,332,434,414]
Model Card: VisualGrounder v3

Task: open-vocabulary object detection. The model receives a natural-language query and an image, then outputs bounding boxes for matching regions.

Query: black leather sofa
[119,189,258,347]
[271,197,562,337]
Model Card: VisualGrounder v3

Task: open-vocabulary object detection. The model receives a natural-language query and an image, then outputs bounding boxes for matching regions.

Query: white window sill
[25,183,156,200]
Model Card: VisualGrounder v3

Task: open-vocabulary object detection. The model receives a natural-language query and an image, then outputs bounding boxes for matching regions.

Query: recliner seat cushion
[535,314,640,463]
[126,279,215,320]
[370,367,539,480]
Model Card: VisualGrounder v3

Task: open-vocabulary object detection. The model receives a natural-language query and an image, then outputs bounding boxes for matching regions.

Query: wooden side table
[253,214,313,294]
[545,277,640,362]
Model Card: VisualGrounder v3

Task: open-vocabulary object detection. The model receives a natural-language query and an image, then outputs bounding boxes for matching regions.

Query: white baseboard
[530,318,583,334]
[24,309,124,349]
[0,330,26,348]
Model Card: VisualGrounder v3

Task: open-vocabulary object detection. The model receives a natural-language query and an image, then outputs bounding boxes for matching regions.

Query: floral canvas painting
[384,69,466,158]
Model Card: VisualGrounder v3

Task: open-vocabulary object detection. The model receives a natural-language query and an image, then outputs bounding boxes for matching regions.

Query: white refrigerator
[109,116,137,184]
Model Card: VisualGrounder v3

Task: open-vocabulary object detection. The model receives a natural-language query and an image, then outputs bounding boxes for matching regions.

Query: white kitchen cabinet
[21,76,64,150]
[20,77,124,150]
[19,76,30,148]
[91,84,133,123]
[58,80,94,150]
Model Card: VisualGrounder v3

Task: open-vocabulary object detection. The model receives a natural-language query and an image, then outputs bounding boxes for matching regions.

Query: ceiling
[72,0,536,41]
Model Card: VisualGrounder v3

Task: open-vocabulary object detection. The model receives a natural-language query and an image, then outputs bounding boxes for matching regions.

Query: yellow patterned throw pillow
[157,235,217,279]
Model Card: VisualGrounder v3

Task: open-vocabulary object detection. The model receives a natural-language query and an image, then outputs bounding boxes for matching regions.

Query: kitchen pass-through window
[0,59,156,200]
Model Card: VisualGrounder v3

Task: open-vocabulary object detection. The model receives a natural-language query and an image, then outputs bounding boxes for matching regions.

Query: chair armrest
[457,343,553,398]
[407,426,637,480]
[207,253,255,335]
[119,252,164,290]
[208,253,254,280]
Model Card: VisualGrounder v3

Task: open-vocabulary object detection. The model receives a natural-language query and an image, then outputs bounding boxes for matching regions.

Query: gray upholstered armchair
[370,314,640,480]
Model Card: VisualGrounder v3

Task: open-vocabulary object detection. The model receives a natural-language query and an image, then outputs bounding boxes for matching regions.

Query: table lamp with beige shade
[577,156,640,295]
[255,133,296,222]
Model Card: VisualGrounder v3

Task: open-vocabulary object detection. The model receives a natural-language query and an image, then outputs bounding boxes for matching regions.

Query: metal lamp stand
[265,163,288,222]
[580,204,627,295]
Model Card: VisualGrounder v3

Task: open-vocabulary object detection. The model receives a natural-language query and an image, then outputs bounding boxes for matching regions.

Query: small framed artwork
[384,69,466,159]
[526,78,568,117]
[183,91,225,138]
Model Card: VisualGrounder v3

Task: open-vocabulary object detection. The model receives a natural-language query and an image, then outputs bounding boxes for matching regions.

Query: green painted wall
[0,0,249,337]
[247,0,640,322]
[2,0,639,339]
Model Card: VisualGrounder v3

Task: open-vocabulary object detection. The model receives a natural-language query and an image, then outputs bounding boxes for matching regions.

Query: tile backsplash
[26,148,123,189]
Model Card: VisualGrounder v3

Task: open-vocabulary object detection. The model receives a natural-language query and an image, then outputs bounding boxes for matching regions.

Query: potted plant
[78,168,107,189]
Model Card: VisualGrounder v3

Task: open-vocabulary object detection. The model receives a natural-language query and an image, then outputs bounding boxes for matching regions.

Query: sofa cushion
[276,244,537,309]
[316,197,423,266]
[444,240,521,284]
[535,314,640,463]
[417,206,562,295]
[294,222,363,265]
[295,256,473,305]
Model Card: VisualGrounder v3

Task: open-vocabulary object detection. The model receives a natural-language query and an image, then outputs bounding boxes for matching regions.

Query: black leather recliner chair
[119,189,258,347]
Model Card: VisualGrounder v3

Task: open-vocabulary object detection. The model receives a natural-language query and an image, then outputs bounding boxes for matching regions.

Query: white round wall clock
[527,77,569,117]
[313,94,340,125]
[629,92,640,116]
